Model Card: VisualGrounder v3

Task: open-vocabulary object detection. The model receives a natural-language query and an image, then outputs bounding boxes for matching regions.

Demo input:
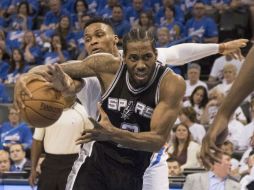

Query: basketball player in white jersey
[14,18,247,190]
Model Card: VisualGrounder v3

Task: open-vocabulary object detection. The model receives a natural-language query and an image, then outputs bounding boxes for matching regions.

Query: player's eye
[142,53,153,61]
[85,37,91,42]
[128,55,139,62]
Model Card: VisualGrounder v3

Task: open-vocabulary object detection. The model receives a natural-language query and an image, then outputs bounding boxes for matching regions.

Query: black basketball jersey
[93,62,171,176]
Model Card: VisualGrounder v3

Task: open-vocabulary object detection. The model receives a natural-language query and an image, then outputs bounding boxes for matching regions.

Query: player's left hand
[76,103,114,144]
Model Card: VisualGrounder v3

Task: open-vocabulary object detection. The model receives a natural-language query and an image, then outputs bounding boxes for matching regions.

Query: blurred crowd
[0,0,254,189]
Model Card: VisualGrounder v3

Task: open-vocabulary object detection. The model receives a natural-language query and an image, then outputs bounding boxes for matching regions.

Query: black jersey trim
[101,61,125,101]
[155,67,171,104]
[125,61,161,94]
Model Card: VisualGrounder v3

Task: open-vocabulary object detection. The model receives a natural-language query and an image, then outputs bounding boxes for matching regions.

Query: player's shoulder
[159,71,186,99]
[163,71,185,88]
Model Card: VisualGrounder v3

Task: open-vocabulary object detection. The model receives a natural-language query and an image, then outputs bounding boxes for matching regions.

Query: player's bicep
[150,73,185,138]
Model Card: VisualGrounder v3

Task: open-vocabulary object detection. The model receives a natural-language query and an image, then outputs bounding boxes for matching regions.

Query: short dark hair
[122,28,157,56]
[83,17,114,33]
[167,157,180,164]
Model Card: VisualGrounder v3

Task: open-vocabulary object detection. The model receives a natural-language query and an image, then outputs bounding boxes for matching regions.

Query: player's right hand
[14,73,47,111]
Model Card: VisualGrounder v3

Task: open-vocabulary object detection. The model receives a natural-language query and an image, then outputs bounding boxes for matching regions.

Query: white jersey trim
[101,61,125,101]
[65,141,95,190]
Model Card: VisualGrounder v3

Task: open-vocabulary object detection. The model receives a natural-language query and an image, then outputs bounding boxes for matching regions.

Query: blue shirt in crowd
[0,122,32,150]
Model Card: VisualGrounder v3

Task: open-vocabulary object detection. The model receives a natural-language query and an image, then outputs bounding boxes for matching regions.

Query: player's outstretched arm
[161,39,248,66]
[14,53,119,110]
[76,72,186,152]
[201,46,254,168]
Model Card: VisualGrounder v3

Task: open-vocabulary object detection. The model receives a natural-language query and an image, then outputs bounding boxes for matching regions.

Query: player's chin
[133,76,149,87]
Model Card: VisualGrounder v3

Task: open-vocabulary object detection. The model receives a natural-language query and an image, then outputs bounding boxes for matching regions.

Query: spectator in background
[125,0,149,25]
[71,0,89,30]
[208,53,243,86]
[201,89,247,125]
[179,107,206,144]
[183,85,209,122]
[0,150,11,173]
[0,105,32,150]
[9,143,31,171]
[184,63,208,99]
[110,5,131,45]
[99,0,119,18]
[220,140,241,180]
[240,150,254,189]
[4,48,29,84]
[167,158,183,177]
[6,0,39,18]
[8,1,33,31]
[40,0,69,31]
[156,27,172,47]
[43,34,70,65]
[185,1,218,43]
[132,11,156,35]
[158,5,184,40]
[0,47,9,83]
[168,123,201,170]
[211,64,238,96]
[155,0,184,24]
[22,30,43,66]
[74,13,92,59]
[183,152,240,190]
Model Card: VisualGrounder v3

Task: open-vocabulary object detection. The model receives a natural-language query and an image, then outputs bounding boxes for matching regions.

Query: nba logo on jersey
[108,97,154,119]
[121,100,134,120]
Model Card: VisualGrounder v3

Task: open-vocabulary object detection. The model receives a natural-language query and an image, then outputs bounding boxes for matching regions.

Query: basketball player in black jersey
[20,28,186,190]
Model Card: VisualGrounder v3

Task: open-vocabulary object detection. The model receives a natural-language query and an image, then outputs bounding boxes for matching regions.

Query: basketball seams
[24,105,57,121]
[20,80,65,128]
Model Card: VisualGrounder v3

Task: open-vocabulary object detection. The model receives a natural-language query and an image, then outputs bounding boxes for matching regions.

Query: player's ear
[114,35,119,45]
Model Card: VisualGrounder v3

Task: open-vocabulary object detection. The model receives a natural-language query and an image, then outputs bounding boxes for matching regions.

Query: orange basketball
[20,80,65,128]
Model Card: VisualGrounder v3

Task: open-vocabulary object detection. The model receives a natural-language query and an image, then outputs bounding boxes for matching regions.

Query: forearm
[163,43,219,66]
[60,53,119,79]
[109,128,165,152]
[31,139,42,171]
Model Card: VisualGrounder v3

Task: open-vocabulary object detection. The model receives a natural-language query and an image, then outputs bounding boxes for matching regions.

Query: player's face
[124,41,157,88]
[84,23,118,55]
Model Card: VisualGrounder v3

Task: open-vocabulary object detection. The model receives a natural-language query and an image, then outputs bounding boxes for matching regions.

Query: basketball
[20,80,66,128]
